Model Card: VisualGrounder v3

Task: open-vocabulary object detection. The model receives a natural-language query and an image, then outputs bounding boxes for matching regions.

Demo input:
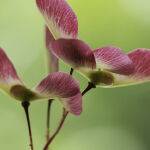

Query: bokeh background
[0,0,150,149]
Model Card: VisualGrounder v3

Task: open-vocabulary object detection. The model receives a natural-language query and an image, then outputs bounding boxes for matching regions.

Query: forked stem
[21,101,34,150]
[43,82,96,149]
[43,108,68,150]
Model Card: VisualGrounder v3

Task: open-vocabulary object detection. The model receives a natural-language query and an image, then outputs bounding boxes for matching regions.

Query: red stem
[43,108,68,150]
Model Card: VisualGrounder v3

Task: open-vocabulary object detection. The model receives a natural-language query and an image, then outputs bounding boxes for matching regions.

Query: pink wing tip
[51,38,96,69]
[66,92,82,115]
[36,0,78,38]
[0,47,19,81]
[128,48,150,77]
[94,46,135,75]
[112,48,150,86]
[36,72,82,115]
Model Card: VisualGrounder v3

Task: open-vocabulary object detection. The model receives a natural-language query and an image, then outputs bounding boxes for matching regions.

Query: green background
[0,0,150,149]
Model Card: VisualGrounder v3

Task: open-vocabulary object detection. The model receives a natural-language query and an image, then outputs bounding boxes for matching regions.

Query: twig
[46,99,54,141]
[43,108,68,150]
[82,82,96,96]
[22,101,34,150]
